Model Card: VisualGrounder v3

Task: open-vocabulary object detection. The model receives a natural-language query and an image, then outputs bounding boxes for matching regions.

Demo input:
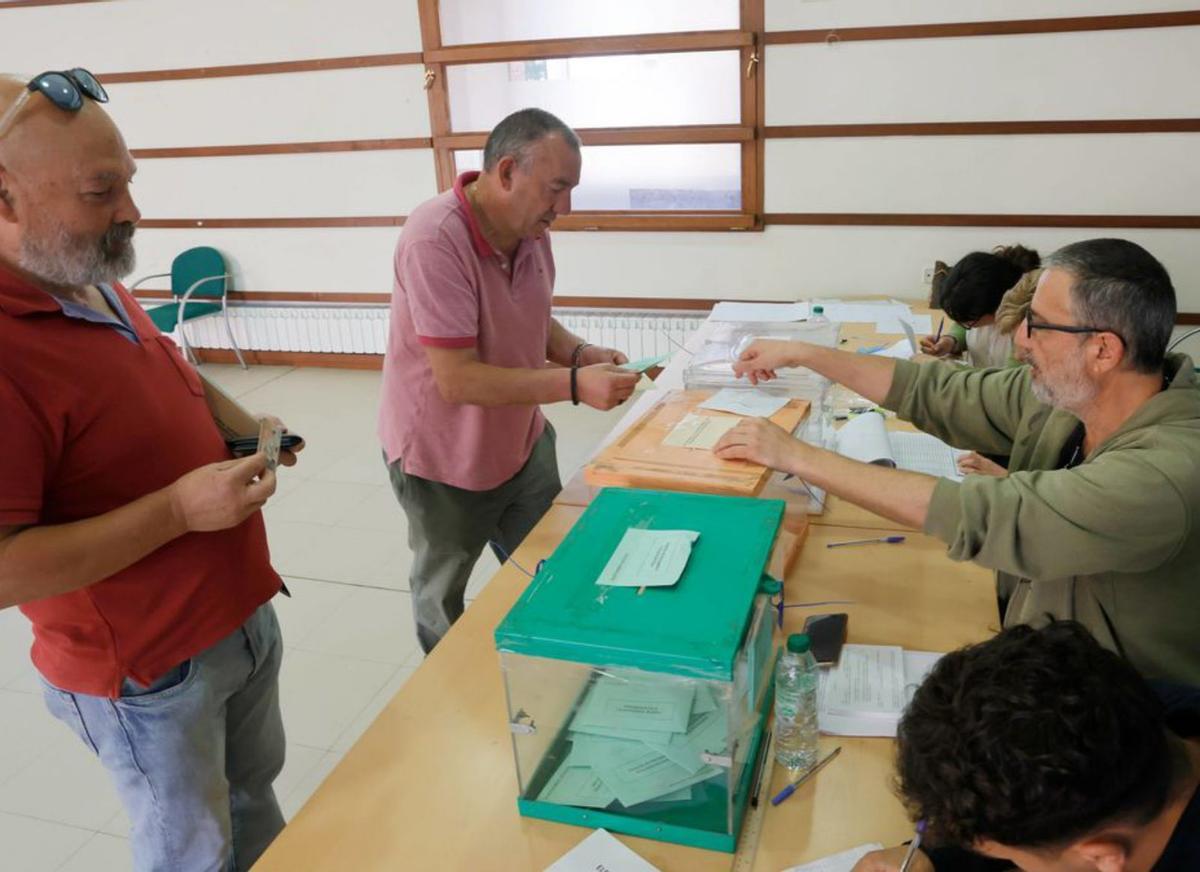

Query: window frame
[417,0,765,231]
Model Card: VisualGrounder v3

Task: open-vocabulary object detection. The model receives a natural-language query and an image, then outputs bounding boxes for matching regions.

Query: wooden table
[255,519,995,871]
[255,304,996,871]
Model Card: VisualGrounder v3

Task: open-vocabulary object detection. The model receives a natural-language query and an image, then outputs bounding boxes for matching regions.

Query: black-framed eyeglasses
[0,68,108,138]
[1024,309,1124,345]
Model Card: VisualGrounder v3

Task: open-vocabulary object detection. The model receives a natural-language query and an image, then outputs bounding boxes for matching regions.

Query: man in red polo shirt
[0,72,293,870]
[379,108,639,653]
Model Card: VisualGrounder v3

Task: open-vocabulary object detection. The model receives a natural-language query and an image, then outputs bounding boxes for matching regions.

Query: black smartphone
[802,612,849,665]
[226,433,303,458]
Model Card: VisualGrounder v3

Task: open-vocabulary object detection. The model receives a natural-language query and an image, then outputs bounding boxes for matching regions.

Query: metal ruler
[731,729,776,872]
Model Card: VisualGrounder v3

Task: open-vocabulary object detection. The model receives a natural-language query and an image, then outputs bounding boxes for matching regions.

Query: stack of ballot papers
[817,645,942,737]
[836,411,966,481]
[539,673,728,809]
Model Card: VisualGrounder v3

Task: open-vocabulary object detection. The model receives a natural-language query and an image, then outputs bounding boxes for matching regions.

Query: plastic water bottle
[774,633,819,770]
[810,304,828,323]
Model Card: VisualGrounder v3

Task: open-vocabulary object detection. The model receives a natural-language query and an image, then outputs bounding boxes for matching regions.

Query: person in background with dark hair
[378,108,638,653]
[851,621,1200,871]
[921,244,1042,368]
[717,238,1200,687]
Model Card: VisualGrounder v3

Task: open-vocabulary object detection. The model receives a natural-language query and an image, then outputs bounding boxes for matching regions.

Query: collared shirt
[0,265,281,698]
[55,283,138,344]
[378,171,556,491]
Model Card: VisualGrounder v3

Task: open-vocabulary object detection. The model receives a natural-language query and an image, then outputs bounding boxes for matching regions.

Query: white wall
[4,0,1198,310]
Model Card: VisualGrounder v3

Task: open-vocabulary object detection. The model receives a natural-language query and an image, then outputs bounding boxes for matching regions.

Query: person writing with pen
[713,238,1200,688]
[851,622,1200,871]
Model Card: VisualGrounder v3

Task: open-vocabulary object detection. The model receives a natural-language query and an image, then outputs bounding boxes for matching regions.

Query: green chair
[130,246,245,368]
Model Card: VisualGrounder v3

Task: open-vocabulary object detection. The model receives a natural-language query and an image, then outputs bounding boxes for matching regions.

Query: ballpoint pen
[934,317,945,343]
[770,745,842,806]
[898,820,927,872]
[826,535,905,549]
[749,729,772,808]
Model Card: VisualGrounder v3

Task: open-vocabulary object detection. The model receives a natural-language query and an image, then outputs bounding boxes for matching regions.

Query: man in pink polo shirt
[379,108,638,653]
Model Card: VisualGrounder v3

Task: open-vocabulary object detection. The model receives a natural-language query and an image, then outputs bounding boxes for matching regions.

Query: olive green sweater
[883,354,1200,685]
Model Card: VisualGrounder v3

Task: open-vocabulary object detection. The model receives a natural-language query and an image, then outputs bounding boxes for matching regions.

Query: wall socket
[922,267,935,286]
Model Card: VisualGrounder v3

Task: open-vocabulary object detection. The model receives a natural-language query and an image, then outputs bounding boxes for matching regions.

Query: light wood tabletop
[255,517,996,872]
[254,306,995,871]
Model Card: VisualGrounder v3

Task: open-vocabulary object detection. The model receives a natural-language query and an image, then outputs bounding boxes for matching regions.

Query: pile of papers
[817,645,941,737]
[539,673,727,810]
[836,412,966,481]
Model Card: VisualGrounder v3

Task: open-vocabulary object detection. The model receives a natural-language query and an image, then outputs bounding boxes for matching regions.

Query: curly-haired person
[853,622,1200,872]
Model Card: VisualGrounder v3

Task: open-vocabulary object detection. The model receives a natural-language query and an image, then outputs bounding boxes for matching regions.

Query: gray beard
[1030,368,1097,413]
[18,222,136,288]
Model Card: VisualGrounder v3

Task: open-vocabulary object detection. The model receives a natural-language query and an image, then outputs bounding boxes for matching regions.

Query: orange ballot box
[583,389,810,499]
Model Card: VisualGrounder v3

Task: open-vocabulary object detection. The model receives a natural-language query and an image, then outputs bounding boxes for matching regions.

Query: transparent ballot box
[494,488,784,852]
[683,319,839,401]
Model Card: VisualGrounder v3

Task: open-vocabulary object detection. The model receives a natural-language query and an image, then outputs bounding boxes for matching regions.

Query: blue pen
[934,316,945,343]
[770,746,841,806]
[826,535,905,549]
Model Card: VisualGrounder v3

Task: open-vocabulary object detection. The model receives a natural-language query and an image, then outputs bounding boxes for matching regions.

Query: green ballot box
[494,488,784,852]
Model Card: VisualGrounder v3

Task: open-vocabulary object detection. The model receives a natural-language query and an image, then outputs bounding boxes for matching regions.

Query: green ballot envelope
[494,488,784,852]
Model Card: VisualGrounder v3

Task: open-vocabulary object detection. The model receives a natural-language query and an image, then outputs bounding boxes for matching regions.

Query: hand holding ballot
[729,338,804,385]
[577,364,641,410]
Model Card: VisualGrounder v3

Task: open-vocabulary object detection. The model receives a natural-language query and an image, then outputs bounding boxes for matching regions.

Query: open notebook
[837,412,966,481]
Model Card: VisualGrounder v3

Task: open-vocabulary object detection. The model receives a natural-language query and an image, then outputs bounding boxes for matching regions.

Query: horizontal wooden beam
[425,30,751,64]
[554,212,757,231]
[130,138,432,159]
[138,217,407,229]
[100,53,423,85]
[765,10,1200,45]
[136,290,722,310]
[764,213,1200,229]
[194,349,385,369]
[438,124,753,149]
[0,0,107,7]
[765,119,1200,138]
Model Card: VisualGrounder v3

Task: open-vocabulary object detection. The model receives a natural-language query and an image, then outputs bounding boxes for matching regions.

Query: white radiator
[175,303,706,358]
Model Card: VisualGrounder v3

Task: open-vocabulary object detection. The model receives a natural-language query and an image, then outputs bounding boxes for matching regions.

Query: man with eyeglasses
[714,238,1200,686]
[1,72,293,870]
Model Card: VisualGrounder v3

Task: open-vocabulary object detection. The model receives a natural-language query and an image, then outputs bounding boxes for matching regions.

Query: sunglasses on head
[0,68,108,139]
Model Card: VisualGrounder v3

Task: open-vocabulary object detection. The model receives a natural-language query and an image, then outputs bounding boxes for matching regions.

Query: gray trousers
[387,423,561,653]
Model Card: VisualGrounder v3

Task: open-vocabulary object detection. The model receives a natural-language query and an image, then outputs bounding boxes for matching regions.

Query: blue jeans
[39,603,286,872]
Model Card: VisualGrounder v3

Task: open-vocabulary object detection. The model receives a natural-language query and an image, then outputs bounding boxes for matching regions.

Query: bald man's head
[0,72,140,289]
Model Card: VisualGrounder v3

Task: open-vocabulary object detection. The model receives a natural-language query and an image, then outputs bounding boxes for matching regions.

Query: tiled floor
[0,363,633,871]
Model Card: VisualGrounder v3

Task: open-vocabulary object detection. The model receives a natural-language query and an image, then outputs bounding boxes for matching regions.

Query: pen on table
[897,820,927,872]
[826,535,906,549]
[771,745,841,806]
[749,729,772,807]
[934,316,945,343]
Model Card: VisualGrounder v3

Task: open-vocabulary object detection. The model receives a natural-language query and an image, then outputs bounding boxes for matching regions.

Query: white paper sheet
[545,829,662,872]
[836,413,965,481]
[595,529,700,589]
[817,646,944,737]
[873,339,914,360]
[662,413,739,450]
[698,388,790,418]
[781,843,885,872]
[710,301,809,322]
[877,314,933,334]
